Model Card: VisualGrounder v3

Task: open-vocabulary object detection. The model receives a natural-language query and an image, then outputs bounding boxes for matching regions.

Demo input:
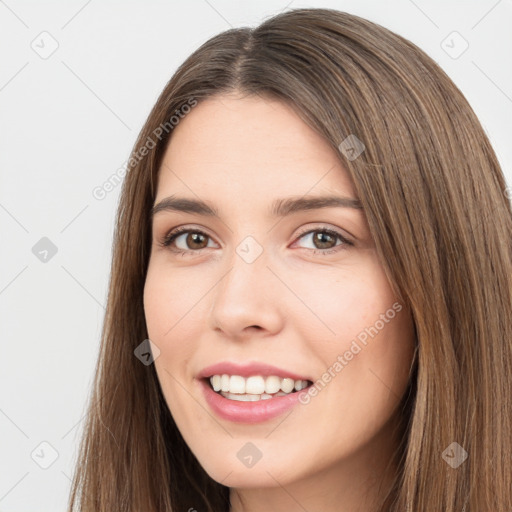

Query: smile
[209,374,312,401]
[199,376,314,423]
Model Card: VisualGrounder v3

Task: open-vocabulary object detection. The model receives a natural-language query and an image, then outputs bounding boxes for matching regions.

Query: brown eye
[311,231,337,249]
[161,228,214,252]
[294,227,353,254]
[183,232,209,250]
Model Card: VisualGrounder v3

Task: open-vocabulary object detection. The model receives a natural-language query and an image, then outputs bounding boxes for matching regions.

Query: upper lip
[197,361,312,382]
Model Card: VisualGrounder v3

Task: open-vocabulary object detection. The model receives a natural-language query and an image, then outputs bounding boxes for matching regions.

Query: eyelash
[158,225,353,257]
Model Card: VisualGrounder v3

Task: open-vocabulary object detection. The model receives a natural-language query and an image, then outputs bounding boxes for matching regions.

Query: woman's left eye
[293,228,353,254]
[159,226,353,256]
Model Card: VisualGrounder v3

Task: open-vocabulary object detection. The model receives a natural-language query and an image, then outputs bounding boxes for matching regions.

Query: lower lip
[199,379,310,424]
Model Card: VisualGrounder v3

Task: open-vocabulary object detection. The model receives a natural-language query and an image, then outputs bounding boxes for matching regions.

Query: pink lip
[199,378,311,423]
[197,361,312,381]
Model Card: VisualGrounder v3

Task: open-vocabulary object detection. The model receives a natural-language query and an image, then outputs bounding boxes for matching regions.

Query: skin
[143,91,416,512]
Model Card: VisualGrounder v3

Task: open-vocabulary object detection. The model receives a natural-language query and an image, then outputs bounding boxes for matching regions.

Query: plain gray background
[1,1,511,510]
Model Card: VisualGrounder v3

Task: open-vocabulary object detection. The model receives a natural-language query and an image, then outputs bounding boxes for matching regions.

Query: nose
[207,243,284,341]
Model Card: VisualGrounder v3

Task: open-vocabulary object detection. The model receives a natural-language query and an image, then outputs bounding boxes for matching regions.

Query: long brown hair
[67,8,512,511]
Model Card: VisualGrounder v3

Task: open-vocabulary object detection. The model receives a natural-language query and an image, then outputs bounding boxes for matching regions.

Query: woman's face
[143,92,415,502]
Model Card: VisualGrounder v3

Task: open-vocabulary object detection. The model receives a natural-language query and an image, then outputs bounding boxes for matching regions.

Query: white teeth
[221,391,289,401]
[295,380,306,391]
[245,376,266,395]
[281,378,295,393]
[211,375,221,391]
[221,374,230,392]
[208,374,310,396]
[229,375,245,394]
[265,375,281,394]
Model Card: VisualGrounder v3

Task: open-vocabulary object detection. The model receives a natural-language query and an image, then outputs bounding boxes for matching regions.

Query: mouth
[198,371,316,423]
[203,374,314,402]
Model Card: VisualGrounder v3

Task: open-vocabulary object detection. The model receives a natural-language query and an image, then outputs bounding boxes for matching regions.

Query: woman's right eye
[160,227,216,254]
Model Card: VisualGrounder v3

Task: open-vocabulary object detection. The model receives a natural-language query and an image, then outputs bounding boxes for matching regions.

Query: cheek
[297,260,414,416]
[143,261,199,339]
[143,262,164,332]
[143,261,204,376]
[288,260,397,346]
[364,305,415,387]
[327,301,414,423]
[143,266,185,384]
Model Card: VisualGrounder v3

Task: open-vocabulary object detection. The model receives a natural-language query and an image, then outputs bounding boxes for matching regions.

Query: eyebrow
[150,194,363,220]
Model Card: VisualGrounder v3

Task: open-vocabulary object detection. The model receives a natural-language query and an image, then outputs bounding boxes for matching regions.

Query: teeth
[229,375,245,394]
[221,374,230,392]
[246,376,266,394]
[265,375,281,394]
[209,374,310,395]
[295,380,306,391]
[211,375,221,391]
[221,391,289,401]
[281,378,295,393]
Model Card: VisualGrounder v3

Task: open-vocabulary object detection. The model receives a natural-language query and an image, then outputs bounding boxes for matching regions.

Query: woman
[67,7,512,511]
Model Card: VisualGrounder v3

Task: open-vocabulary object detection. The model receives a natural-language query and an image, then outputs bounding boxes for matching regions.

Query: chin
[202,457,297,489]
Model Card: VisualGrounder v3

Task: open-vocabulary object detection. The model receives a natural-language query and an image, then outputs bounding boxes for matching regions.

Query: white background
[0,1,511,510]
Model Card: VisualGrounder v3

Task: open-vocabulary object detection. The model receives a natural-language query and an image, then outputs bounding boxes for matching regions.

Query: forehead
[156,93,356,201]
